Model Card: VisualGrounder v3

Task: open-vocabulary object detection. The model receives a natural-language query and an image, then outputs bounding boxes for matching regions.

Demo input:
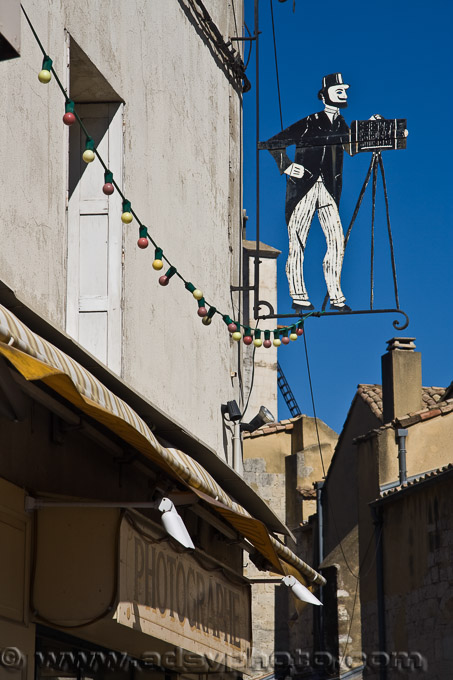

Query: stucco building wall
[0,0,244,457]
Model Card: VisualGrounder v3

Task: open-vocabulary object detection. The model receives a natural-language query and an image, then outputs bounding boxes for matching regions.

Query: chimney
[381,337,422,423]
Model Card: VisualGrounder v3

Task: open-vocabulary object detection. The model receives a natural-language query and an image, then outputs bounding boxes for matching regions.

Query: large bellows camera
[350,118,408,155]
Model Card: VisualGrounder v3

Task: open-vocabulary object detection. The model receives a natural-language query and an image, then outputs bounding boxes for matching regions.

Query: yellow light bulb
[273,338,281,347]
[152,259,164,271]
[121,212,133,224]
[232,331,242,341]
[38,69,51,83]
[82,149,95,163]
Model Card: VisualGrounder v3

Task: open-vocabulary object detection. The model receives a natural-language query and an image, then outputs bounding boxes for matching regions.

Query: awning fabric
[0,303,325,587]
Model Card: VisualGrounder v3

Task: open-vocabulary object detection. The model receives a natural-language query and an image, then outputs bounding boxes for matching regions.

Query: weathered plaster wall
[363,476,453,679]
[0,0,244,457]
[378,416,453,487]
[243,416,337,676]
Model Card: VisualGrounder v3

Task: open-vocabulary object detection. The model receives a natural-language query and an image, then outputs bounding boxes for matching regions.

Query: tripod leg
[370,154,378,309]
[321,153,376,311]
[378,153,400,309]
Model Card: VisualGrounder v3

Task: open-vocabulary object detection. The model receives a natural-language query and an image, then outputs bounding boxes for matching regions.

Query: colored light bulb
[103,171,114,195]
[232,331,242,341]
[137,237,148,249]
[83,137,95,163]
[82,149,95,163]
[38,56,53,83]
[253,338,263,347]
[38,69,51,83]
[121,212,133,224]
[273,338,281,347]
[228,323,237,333]
[159,266,176,286]
[193,289,203,300]
[152,247,164,270]
[63,100,76,126]
[263,339,272,348]
[63,112,75,125]
[198,306,208,317]
[290,332,298,341]
[202,316,212,326]
[121,200,133,224]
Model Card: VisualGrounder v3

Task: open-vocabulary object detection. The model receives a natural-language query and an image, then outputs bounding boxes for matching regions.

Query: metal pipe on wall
[371,504,387,680]
[396,428,408,485]
[315,480,325,652]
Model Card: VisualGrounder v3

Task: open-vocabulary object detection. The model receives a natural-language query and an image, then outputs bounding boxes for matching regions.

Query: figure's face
[326,85,348,108]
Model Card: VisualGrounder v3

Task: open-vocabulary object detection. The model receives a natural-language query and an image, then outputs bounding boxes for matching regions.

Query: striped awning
[0,303,325,587]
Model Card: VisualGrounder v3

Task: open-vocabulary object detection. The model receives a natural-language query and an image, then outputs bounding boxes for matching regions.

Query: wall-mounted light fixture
[282,574,322,606]
[25,495,195,549]
[240,405,275,433]
[221,401,275,474]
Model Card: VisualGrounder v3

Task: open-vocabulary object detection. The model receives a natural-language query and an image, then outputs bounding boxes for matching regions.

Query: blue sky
[243,0,452,433]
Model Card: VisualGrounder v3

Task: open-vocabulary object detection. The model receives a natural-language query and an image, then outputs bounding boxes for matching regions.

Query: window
[66,38,123,374]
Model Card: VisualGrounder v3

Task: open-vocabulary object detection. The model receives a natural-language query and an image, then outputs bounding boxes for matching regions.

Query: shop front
[30,507,251,679]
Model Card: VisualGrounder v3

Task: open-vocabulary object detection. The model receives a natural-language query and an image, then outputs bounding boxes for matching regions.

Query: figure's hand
[369,114,384,120]
[284,162,305,178]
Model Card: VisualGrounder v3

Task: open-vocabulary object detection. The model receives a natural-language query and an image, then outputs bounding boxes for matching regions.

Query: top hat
[321,73,350,90]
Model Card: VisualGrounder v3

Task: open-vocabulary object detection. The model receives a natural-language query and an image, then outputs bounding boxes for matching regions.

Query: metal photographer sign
[118,515,251,666]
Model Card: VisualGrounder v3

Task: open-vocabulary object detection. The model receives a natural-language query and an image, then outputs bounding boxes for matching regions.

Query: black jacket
[262,111,350,223]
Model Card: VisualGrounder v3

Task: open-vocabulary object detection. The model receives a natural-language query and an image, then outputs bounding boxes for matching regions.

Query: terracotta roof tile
[381,463,453,499]
[297,487,317,499]
[420,408,441,420]
[358,384,448,422]
[242,416,300,438]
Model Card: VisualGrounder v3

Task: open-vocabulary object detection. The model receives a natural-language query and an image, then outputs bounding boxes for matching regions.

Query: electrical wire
[303,326,383,580]
[21,4,306,341]
[231,0,238,38]
[29,508,123,629]
[269,0,284,131]
[302,324,389,669]
[185,0,251,92]
[241,320,260,418]
[339,575,360,669]
[243,21,253,70]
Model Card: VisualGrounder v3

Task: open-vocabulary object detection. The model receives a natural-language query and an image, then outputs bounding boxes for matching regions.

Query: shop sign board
[117,515,251,670]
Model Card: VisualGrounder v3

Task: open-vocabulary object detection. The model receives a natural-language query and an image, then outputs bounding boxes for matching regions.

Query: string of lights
[22,4,310,350]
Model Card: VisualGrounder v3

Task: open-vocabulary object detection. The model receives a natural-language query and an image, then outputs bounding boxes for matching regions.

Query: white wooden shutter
[66,103,123,374]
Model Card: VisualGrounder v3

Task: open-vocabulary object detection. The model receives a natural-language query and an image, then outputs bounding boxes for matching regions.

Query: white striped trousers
[286,181,346,304]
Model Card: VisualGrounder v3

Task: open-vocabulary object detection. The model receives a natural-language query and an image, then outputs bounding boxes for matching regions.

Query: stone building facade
[244,338,453,679]
[0,3,325,680]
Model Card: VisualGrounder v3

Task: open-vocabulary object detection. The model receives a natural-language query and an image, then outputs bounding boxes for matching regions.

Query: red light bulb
[63,112,76,126]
